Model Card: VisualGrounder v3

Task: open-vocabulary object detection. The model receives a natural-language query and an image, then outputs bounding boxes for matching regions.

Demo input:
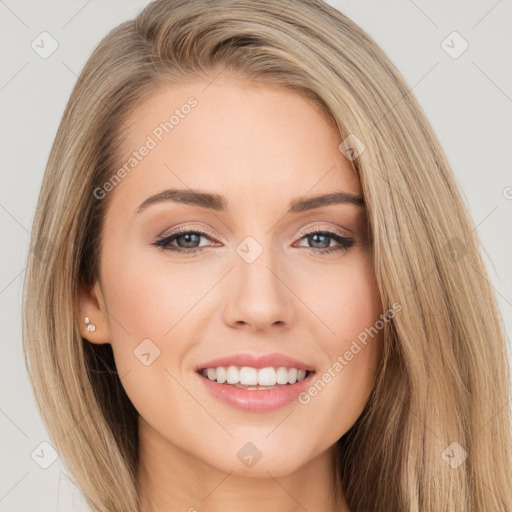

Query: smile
[196,365,316,412]
[198,365,309,388]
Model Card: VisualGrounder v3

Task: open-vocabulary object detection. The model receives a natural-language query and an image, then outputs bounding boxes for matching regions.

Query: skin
[79,75,384,512]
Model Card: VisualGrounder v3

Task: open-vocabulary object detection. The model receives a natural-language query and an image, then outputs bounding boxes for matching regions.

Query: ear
[78,281,111,345]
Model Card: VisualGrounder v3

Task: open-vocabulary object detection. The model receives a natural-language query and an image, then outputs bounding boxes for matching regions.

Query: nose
[222,250,295,333]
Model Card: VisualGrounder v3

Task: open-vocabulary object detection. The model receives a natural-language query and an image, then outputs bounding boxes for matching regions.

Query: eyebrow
[135,188,364,215]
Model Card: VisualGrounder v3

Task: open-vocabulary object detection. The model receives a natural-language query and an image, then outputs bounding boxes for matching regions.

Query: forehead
[108,77,362,216]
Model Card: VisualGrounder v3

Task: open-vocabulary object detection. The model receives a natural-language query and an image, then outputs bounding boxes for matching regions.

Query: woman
[22,0,512,510]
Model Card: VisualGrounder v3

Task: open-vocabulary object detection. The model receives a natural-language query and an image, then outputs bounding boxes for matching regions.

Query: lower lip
[196,371,315,412]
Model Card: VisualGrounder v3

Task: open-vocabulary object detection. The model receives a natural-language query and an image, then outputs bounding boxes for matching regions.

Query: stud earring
[84,316,96,333]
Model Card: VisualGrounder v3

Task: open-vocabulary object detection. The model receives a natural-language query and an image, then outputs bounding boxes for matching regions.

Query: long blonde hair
[22,1,512,510]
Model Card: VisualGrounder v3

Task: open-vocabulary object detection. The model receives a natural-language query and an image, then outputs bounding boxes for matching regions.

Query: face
[80,76,384,478]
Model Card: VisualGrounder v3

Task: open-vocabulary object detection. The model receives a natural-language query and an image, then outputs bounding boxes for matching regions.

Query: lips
[195,352,316,372]
[196,367,316,412]
[194,352,317,412]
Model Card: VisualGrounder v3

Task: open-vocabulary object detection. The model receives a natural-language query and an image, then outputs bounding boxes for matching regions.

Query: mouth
[195,364,316,412]
[194,353,317,411]
[196,365,316,390]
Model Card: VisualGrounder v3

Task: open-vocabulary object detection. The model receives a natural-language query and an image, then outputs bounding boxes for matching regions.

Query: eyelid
[158,223,220,241]
[296,223,353,238]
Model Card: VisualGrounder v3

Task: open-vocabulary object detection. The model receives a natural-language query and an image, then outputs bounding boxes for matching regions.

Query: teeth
[201,366,309,386]
[276,366,290,384]
[226,365,239,384]
[215,366,227,384]
[239,367,258,385]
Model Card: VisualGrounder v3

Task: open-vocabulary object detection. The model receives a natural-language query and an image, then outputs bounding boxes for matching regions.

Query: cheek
[296,250,382,347]
[327,255,383,389]
[98,252,198,430]
[101,242,214,343]
[296,254,383,436]
[98,243,219,405]
[330,263,382,356]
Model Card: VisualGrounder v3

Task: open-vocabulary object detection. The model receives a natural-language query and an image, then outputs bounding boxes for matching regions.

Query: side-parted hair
[22,1,512,510]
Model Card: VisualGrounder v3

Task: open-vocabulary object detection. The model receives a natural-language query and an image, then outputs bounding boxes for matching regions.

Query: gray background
[1,1,511,510]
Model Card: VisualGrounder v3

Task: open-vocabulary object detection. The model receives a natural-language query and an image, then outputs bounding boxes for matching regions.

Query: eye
[151,226,355,256]
[151,227,218,256]
[294,228,354,254]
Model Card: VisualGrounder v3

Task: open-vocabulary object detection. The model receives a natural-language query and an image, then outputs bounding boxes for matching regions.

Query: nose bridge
[223,234,294,330]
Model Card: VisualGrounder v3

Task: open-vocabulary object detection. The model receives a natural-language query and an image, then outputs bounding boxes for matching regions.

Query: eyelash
[151,226,355,257]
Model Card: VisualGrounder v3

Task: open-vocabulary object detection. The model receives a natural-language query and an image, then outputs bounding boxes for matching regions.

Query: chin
[197,437,314,478]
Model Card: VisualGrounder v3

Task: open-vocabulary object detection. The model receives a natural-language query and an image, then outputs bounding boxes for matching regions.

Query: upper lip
[195,352,316,372]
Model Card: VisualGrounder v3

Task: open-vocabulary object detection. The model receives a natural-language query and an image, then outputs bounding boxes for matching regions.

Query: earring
[84,316,96,333]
